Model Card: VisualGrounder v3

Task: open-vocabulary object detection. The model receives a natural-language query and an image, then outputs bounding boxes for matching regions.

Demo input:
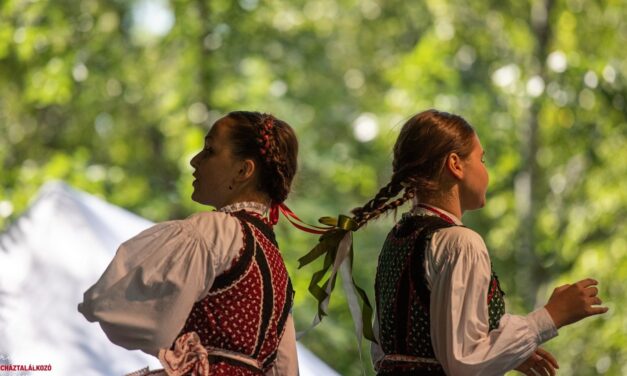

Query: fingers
[515,357,535,375]
[535,348,559,369]
[587,305,609,315]
[586,286,599,297]
[577,278,598,288]
[533,358,556,376]
[516,350,556,376]
[589,296,603,306]
[516,349,560,376]
[517,362,535,376]
[531,362,552,376]
[580,281,608,317]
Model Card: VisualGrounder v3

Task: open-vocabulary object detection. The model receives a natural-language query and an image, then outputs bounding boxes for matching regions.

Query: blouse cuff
[528,307,558,344]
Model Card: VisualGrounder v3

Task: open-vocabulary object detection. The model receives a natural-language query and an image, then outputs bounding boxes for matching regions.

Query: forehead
[471,134,483,152]
[205,116,234,142]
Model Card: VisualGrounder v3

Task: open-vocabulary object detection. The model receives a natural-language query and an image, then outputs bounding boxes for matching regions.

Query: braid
[352,171,414,228]
[375,188,415,220]
[352,181,400,227]
[256,114,275,164]
[264,150,292,203]
[352,159,429,228]
[255,114,296,204]
[227,111,298,205]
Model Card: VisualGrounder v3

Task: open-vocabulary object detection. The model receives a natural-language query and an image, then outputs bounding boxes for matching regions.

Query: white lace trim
[408,202,463,225]
[218,201,268,215]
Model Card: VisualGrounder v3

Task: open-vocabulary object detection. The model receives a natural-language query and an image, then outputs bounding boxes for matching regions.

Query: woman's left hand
[514,347,559,376]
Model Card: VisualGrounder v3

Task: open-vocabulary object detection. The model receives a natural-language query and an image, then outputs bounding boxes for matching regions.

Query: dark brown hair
[226,111,298,204]
[351,109,475,227]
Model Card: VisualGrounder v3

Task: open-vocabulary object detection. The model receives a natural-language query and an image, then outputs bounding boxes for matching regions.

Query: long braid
[352,171,411,228]
[352,182,398,226]
[374,188,415,221]
[352,158,433,228]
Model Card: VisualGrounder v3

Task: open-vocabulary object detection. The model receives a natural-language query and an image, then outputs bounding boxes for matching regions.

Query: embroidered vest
[375,214,506,376]
[176,210,294,375]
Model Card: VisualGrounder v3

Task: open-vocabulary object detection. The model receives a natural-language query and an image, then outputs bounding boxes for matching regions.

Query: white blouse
[371,205,558,376]
[78,202,298,375]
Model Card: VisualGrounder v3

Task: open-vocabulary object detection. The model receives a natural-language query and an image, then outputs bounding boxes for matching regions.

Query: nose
[190,152,200,168]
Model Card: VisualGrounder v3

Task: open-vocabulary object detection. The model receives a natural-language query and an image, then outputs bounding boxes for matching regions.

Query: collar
[409,203,463,225]
[218,201,268,215]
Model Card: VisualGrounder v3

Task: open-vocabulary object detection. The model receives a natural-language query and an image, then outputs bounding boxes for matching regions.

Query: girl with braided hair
[313,109,607,375]
[79,111,299,375]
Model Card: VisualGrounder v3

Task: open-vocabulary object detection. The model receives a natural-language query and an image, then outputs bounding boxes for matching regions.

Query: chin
[478,198,486,208]
[191,192,206,205]
[467,198,486,211]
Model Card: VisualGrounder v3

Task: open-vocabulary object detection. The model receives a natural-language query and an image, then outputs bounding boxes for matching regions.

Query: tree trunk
[515,0,554,308]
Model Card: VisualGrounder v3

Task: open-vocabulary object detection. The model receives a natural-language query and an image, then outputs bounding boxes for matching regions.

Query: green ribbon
[318,214,359,231]
[344,242,377,343]
[298,215,377,343]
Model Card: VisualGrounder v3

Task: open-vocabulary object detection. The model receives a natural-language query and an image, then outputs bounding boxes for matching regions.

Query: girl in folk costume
[305,109,608,376]
[79,111,300,376]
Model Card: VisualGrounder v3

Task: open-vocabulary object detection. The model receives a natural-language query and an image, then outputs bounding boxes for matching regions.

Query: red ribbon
[268,203,333,234]
[417,203,456,224]
[269,203,281,225]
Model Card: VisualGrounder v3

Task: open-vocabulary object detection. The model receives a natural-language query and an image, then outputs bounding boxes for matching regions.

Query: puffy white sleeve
[78,215,221,356]
[427,227,558,376]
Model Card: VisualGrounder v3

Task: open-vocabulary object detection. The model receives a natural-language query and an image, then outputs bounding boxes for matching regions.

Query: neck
[420,191,462,219]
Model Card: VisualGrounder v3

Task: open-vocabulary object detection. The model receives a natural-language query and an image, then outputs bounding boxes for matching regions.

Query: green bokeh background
[1,0,626,374]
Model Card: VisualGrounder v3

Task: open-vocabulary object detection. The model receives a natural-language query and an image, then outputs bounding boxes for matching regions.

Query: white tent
[0,181,338,376]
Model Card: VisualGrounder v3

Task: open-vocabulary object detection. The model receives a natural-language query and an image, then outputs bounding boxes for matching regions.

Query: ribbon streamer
[268,206,377,345]
[296,215,377,345]
[269,203,333,234]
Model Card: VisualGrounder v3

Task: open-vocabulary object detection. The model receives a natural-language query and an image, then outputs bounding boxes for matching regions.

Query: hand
[544,278,609,329]
[515,347,559,376]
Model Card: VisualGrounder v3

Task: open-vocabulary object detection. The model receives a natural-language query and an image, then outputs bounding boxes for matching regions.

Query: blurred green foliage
[1,0,626,374]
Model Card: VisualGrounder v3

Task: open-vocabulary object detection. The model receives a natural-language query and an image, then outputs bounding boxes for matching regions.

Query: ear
[235,159,256,182]
[445,153,464,180]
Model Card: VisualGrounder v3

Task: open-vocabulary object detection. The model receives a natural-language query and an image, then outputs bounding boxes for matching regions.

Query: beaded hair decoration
[257,115,274,164]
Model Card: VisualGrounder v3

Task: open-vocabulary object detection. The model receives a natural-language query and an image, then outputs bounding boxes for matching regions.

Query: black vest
[375,214,505,375]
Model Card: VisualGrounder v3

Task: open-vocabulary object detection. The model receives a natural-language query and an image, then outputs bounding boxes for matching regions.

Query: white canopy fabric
[0,181,338,376]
